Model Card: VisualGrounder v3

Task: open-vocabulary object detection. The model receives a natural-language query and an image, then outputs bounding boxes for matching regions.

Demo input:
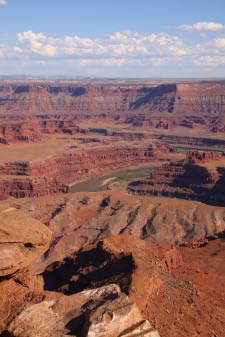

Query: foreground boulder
[43,234,225,337]
[7,284,160,337]
[0,206,51,277]
[0,208,160,337]
[0,207,52,333]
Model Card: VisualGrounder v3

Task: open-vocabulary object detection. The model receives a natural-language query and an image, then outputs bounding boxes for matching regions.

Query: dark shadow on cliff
[130,84,177,112]
[42,241,135,296]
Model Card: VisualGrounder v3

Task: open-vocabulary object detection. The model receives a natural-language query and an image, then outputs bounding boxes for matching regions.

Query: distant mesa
[0,81,224,118]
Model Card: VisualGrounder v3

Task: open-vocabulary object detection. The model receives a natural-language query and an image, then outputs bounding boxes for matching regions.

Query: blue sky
[0,0,225,77]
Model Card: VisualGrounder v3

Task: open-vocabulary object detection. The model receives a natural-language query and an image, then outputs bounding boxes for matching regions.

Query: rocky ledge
[1,200,225,337]
[0,142,171,200]
[0,207,160,337]
[128,150,225,206]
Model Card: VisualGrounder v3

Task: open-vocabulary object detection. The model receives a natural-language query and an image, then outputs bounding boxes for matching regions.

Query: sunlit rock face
[0,142,170,200]
[0,206,51,277]
[0,82,225,116]
[7,285,160,337]
[128,150,225,206]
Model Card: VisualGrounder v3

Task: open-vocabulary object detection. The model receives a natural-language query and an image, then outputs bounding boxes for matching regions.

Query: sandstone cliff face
[153,133,225,148]
[0,206,51,277]
[4,190,224,272]
[0,118,86,144]
[42,234,225,337]
[0,207,51,332]
[128,150,225,206]
[0,121,42,143]
[0,176,68,199]
[0,143,169,200]
[0,82,224,117]
[0,84,141,115]
[1,193,225,337]
[7,284,159,337]
[0,207,160,337]
[130,83,225,115]
[0,81,224,139]
[29,144,167,183]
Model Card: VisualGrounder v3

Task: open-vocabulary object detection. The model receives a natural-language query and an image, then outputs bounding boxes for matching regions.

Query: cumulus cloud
[193,55,225,66]
[179,21,225,32]
[16,29,189,59]
[72,58,143,67]
[0,0,7,5]
[17,30,49,55]
[1,28,224,75]
[212,38,225,49]
[198,37,225,58]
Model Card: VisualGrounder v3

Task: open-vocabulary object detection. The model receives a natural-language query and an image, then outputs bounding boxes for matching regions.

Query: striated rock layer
[0,118,86,144]
[2,190,225,270]
[0,142,171,200]
[0,81,225,134]
[128,150,225,206]
[0,82,224,116]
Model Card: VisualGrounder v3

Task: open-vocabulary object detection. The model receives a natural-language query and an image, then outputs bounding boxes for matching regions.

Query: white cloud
[1,28,225,75]
[73,58,143,67]
[179,21,225,32]
[0,44,6,57]
[198,37,225,58]
[13,46,23,54]
[212,38,225,49]
[193,55,225,66]
[0,0,7,6]
[17,30,47,54]
[15,30,189,60]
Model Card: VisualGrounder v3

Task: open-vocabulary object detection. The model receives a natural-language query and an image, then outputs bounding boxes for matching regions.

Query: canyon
[0,119,86,144]
[128,150,225,206]
[0,81,225,118]
[0,141,171,199]
[0,79,225,337]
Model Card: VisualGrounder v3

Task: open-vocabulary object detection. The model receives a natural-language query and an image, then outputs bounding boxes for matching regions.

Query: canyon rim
[0,1,225,337]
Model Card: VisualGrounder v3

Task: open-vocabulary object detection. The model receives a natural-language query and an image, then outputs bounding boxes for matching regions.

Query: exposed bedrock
[128,150,225,206]
[1,195,225,337]
[152,133,225,148]
[7,190,225,270]
[0,207,159,337]
[0,119,86,144]
[0,81,225,136]
[0,82,225,116]
[6,284,160,337]
[43,240,135,295]
[0,206,51,277]
[0,207,51,333]
[0,81,224,138]
[42,234,225,337]
[1,213,225,337]
[0,142,170,200]
[0,176,69,199]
